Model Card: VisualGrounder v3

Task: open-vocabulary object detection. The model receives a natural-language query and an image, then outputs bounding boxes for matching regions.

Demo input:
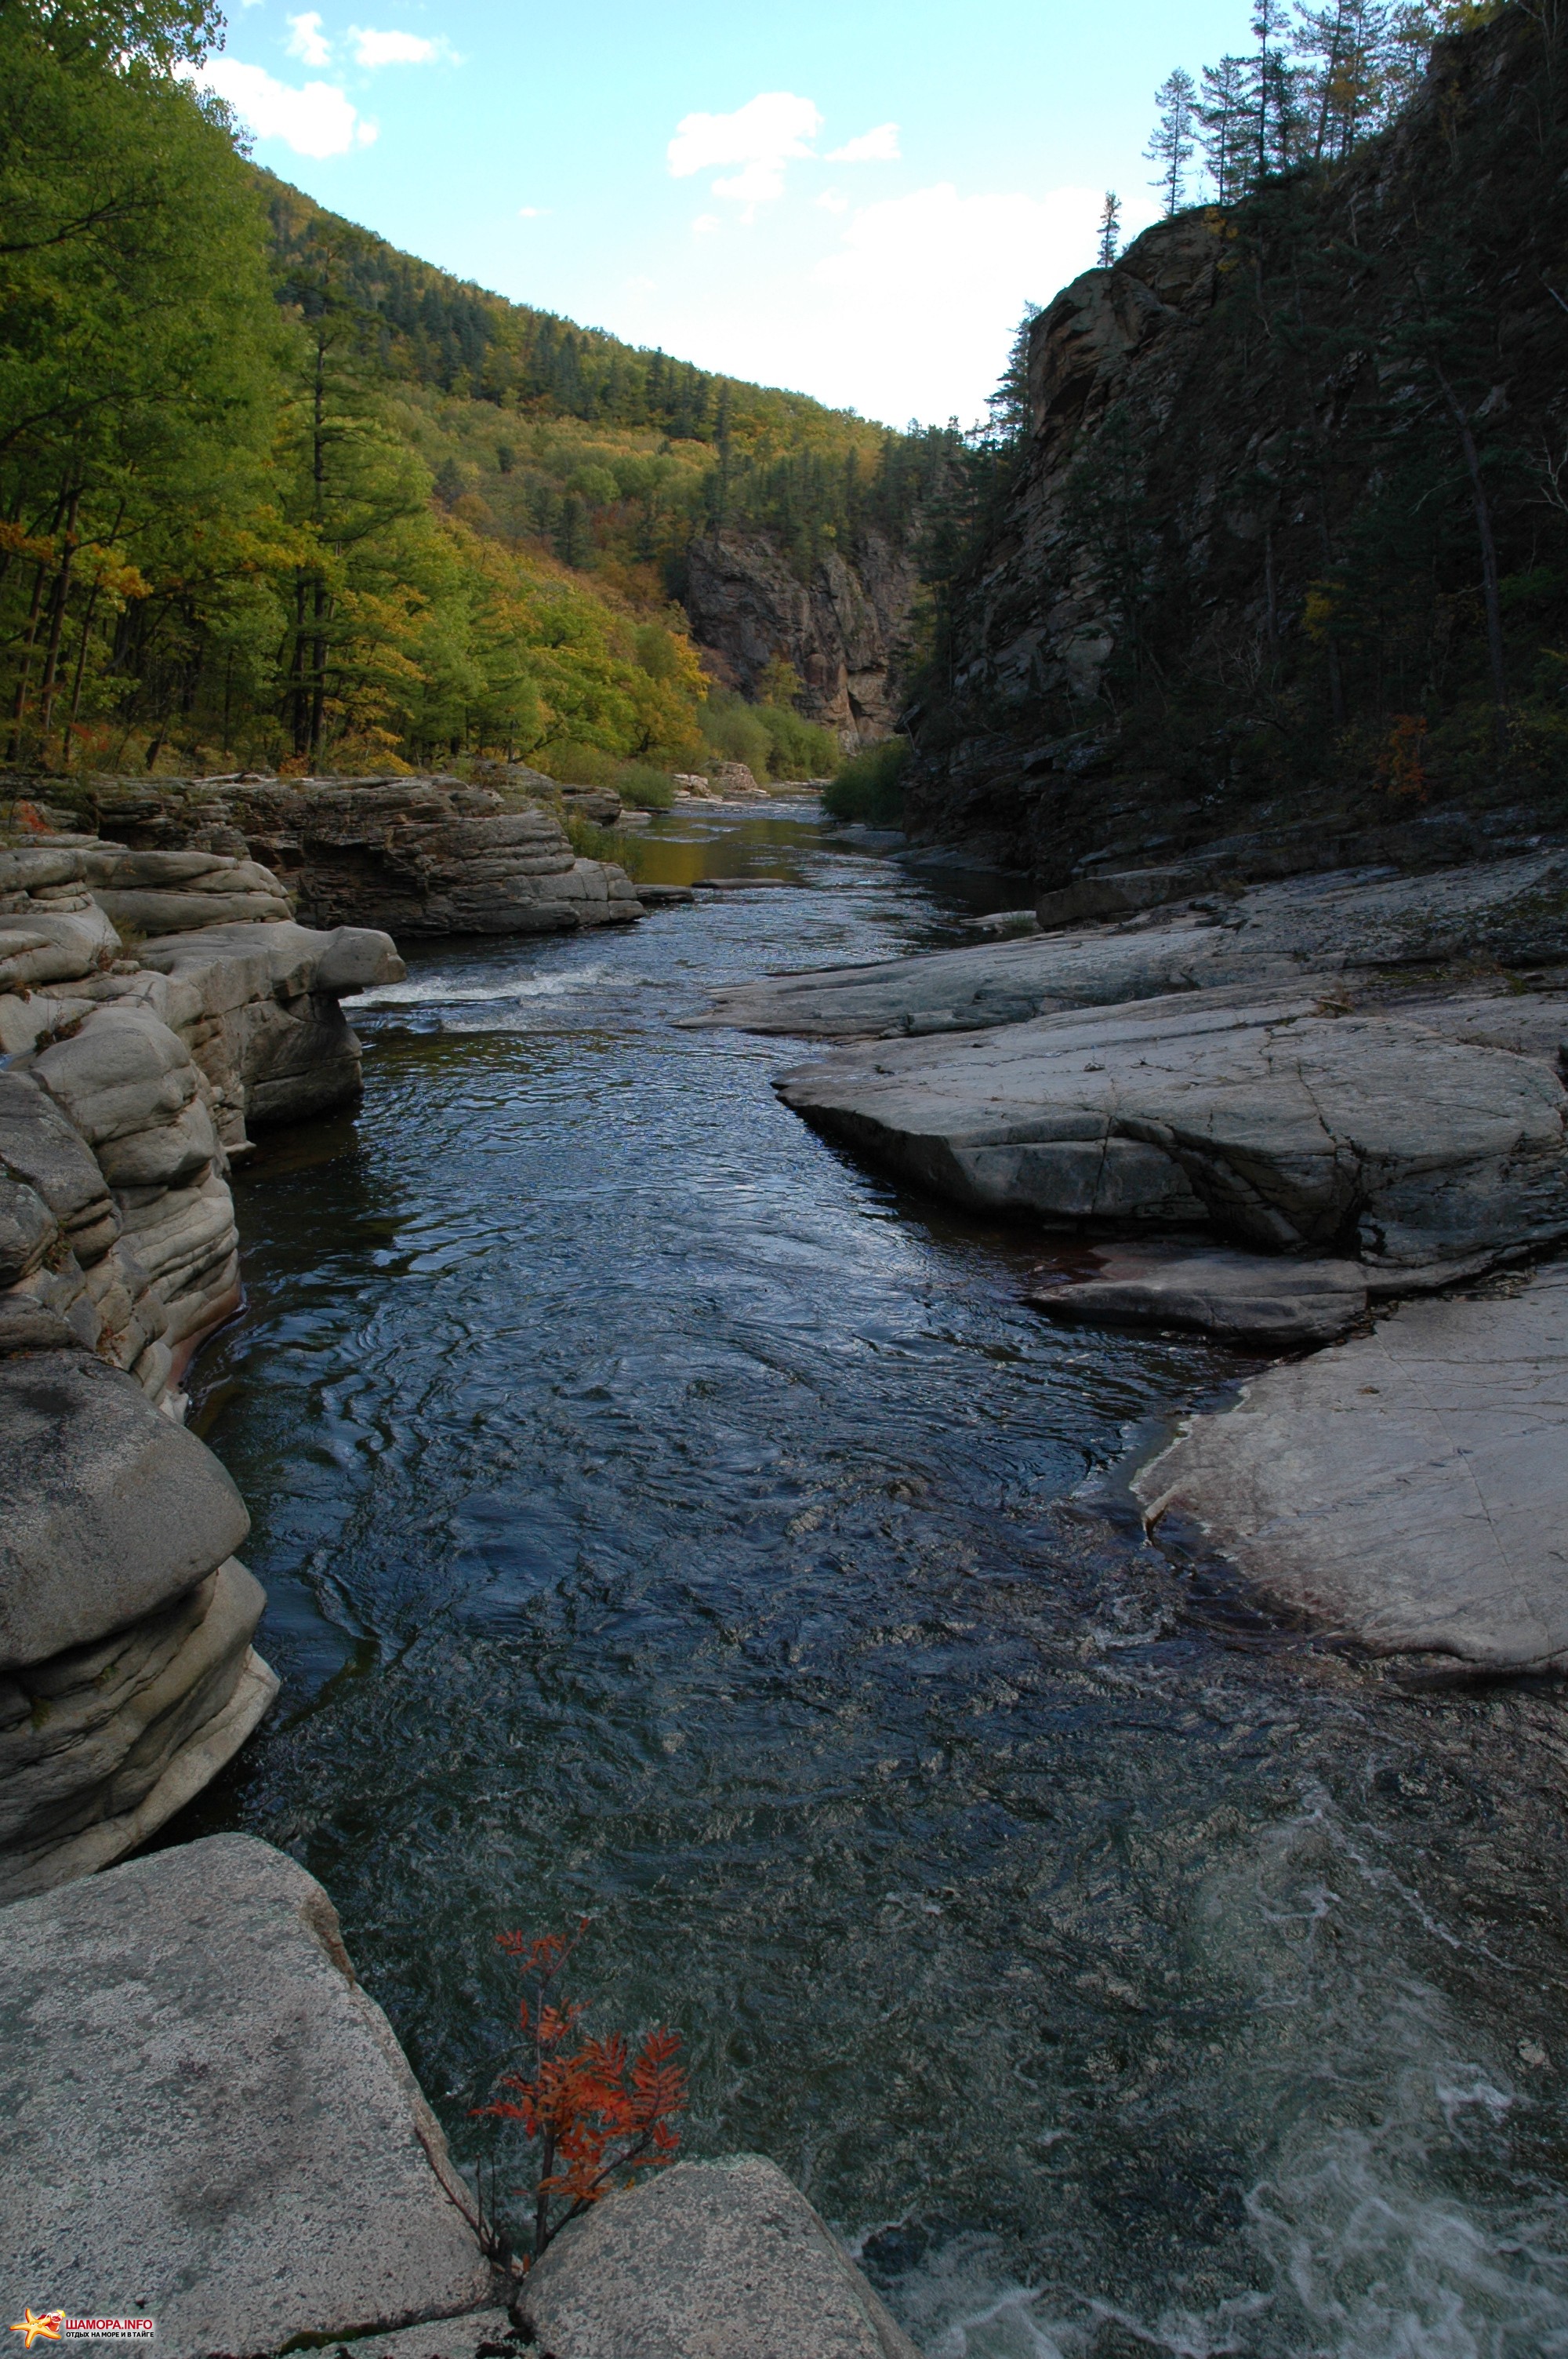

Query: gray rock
[0,845,85,892]
[524,2154,920,2359]
[197,777,646,939]
[1027,1241,1368,1343]
[0,1558,273,1896]
[0,901,119,991]
[0,1070,119,1263]
[89,887,292,932]
[695,856,1568,1038]
[33,1003,219,1192]
[334,2310,517,2359]
[775,987,1568,1275]
[134,919,403,1140]
[0,1349,249,1669]
[1134,1263,1568,1672]
[0,1834,492,2354]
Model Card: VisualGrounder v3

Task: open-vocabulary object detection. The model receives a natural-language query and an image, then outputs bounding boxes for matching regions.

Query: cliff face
[682,528,915,747]
[906,5,1568,877]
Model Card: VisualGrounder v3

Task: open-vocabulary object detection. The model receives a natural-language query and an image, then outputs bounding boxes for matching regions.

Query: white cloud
[711,159,792,208]
[348,24,446,65]
[191,56,373,156]
[517,205,550,219]
[642,177,1101,427]
[667,92,820,213]
[815,189,848,214]
[811,182,1100,419]
[825,122,899,164]
[285,11,332,67]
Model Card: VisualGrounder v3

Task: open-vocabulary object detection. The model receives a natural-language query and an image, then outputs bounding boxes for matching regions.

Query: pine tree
[1145,69,1199,216]
[1198,56,1248,201]
[1097,190,1123,267]
[1243,0,1300,182]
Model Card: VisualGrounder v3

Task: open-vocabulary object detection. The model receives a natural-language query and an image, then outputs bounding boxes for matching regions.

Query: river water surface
[172,799,1568,2357]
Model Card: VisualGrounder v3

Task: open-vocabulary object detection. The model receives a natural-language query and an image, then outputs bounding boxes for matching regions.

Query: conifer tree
[1145,69,1199,215]
[1096,190,1123,266]
[1244,0,1300,180]
[1199,56,1250,200]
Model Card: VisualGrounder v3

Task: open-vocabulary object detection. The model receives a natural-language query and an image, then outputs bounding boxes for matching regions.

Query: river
[169,797,1568,2357]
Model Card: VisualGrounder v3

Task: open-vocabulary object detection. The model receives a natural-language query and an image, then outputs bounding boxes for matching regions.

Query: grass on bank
[820,738,909,826]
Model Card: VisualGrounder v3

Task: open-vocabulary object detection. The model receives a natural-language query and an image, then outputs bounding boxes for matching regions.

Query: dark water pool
[167,800,1568,2357]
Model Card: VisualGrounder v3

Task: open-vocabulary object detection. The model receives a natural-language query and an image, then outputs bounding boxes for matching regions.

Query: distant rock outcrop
[684,529,913,747]
[87,773,645,937]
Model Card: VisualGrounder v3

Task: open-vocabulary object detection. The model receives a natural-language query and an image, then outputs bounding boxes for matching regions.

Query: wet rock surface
[524,2154,922,2359]
[1026,1240,1369,1343]
[1135,1263,1568,1673]
[775,986,1568,1278]
[0,832,401,1882]
[0,1834,492,2353]
[696,855,1568,1038]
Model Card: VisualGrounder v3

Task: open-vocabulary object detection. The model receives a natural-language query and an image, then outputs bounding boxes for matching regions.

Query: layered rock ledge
[81,772,646,938]
[1,832,401,1891]
[694,852,1568,1038]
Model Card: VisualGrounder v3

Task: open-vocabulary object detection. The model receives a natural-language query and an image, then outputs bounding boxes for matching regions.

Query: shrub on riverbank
[564,812,646,874]
[822,737,909,825]
[616,764,676,809]
[472,1921,685,2264]
[700,689,840,783]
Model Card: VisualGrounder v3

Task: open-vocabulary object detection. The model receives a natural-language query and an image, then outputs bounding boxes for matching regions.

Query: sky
[194,0,1253,431]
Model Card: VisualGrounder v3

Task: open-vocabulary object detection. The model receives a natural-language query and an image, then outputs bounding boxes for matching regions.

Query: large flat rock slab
[524,2154,920,2359]
[1026,1241,1368,1343]
[777,987,1568,1274]
[1134,1264,1568,1671]
[694,856,1568,1039]
[0,1834,492,2355]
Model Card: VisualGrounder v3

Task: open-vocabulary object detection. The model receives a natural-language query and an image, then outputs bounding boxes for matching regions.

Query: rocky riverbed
[710,842,1568,1680]
[8,796,1568,2356]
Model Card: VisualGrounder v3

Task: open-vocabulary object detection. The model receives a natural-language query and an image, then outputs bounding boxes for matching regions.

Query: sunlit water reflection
[165,800,1568,2356]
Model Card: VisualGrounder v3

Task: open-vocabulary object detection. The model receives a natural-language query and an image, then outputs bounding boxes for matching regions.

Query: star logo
[9,2315,63,2350]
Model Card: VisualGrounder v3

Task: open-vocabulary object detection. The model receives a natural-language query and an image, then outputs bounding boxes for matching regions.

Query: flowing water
[168,799,1568,2357]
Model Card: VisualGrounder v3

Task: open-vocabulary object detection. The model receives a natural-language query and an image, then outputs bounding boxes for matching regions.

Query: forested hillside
[0,0,942,783]
[905,0,1568,869]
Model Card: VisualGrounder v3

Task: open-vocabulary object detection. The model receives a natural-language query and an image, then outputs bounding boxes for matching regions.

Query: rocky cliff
[683,529,914,747]
[906,3,1568,878]
[0,832,401,1898]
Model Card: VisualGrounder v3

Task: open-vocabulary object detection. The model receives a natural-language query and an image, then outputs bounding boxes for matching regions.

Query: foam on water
[348,961,616,1008]
[875,1782,1568,2357]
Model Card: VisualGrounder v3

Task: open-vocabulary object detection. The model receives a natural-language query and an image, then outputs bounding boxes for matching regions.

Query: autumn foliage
[474,1919,685,2263]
